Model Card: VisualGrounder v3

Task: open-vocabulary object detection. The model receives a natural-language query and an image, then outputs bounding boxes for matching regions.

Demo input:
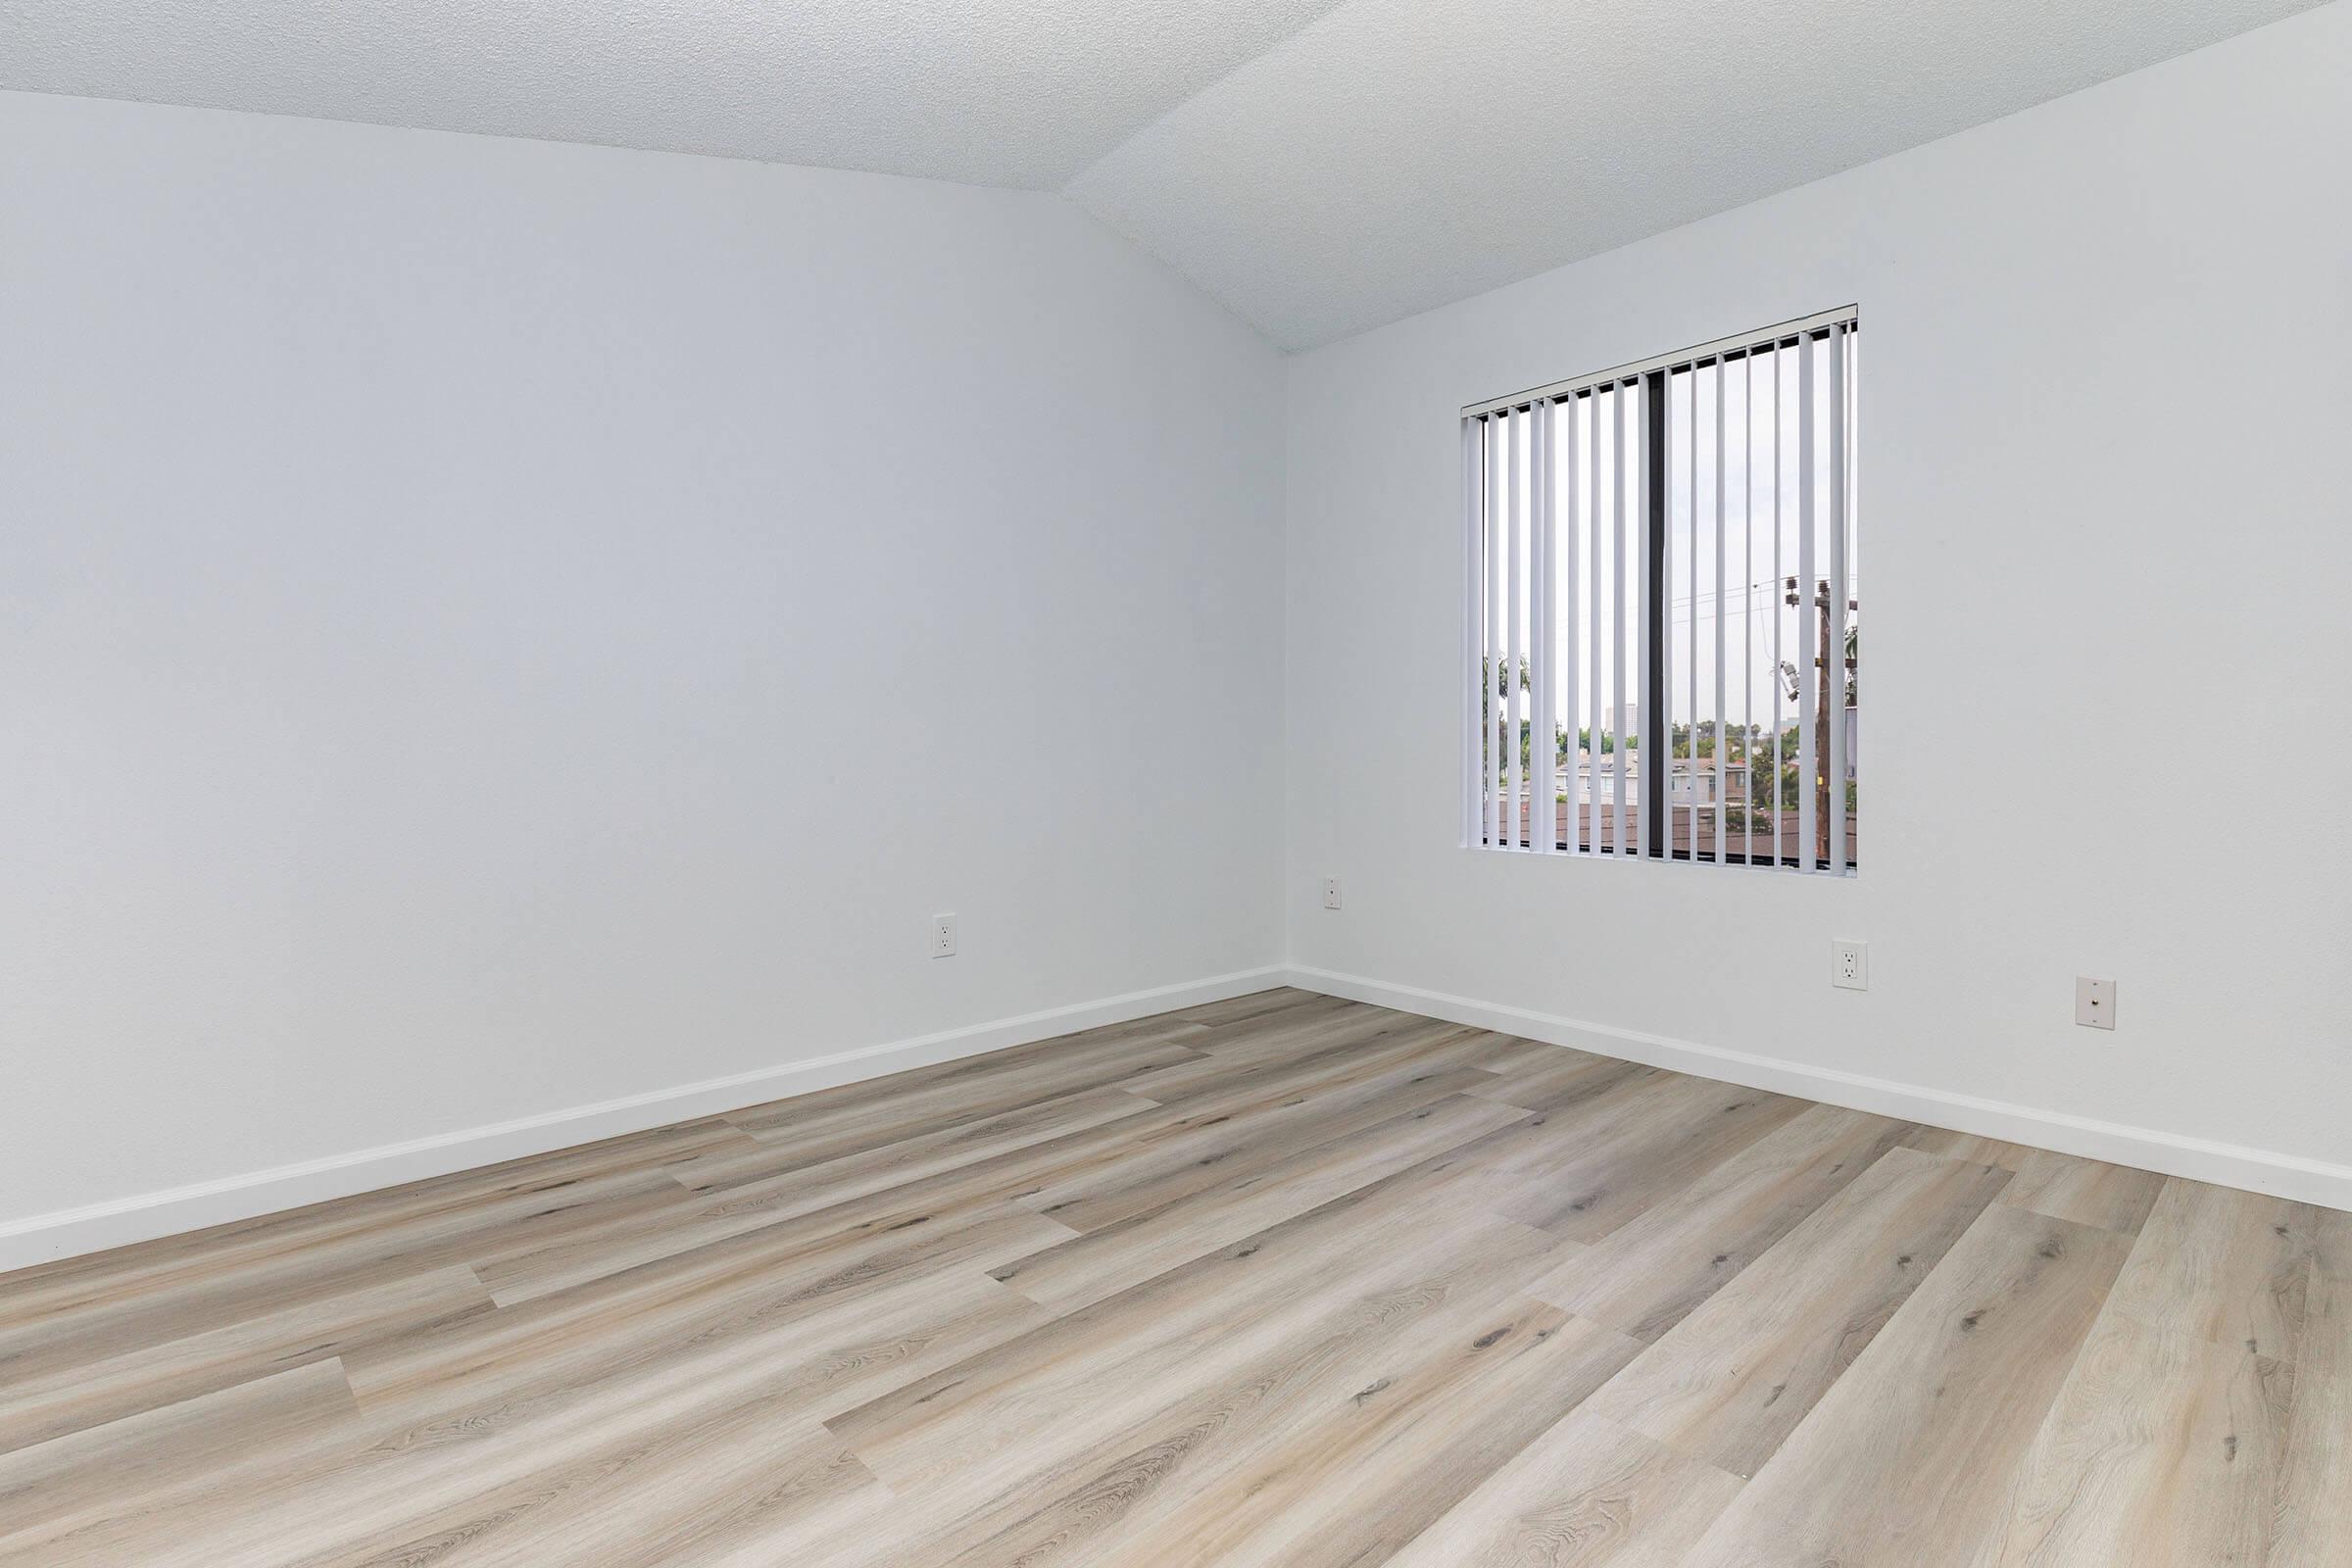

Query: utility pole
[1814,582,1833,866]
[1788,576,1858,866]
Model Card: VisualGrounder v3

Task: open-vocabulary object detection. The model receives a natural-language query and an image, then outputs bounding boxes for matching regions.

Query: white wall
[0,92,1286,1250]
[1283,5,2352,1194]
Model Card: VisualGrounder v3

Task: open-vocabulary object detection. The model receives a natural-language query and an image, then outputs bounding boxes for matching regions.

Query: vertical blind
[1464,308,1859,872]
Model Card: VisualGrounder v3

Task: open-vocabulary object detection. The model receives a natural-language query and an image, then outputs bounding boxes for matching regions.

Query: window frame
[1461,307,1859,874]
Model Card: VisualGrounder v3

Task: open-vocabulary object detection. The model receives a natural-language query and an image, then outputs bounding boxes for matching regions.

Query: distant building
[1569,750,1746,805]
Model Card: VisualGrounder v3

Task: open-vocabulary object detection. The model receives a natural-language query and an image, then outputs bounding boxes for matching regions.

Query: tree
[1477,655,1530,775]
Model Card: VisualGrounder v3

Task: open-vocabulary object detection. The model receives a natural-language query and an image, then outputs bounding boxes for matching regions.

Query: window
[1463,308,1859,872]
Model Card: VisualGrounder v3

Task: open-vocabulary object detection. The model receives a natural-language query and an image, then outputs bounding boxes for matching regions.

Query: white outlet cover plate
[2076,976,2116,1029]
[1832,939,1869,991]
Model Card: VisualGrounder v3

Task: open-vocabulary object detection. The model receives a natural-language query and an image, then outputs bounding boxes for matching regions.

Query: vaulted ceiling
[4,0,2325,348]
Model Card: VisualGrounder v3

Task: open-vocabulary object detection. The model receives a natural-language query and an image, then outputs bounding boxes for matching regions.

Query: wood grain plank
[1103,1300,1641,1568]
[1174,993,1368,1054]
[10,1269,1039,1567]
[1111,1010,1488,1109]
[1165,987,1334,1030]
[423,1198,1067,1374]
[1018,1063,1503,1233]
[0,1120,739,1336]
[1383,1410,1743,1568]
[886,1253,1606,1566]
[2274,1205,2352,1567]
[717,1032,1204,1161]
[305,1415,881,1568]
[1675,1204,2134,1568]
[1904,1126,2037,1171]
[1474,1072,1812,1242]
[1585,1143,2013,1478]
[0,1264,489,1454]
[1533,1103,1914,1341]
[1459,1043,1641,1112]
[2000,1148,2166,1236]
[1972,1314,2291,1565]
[0,1162,699,1371]
[989,1093,1530,1312]
[0,1359,358,1542]
[1969,1177,2318,1566]
[671,1084,1157,1203]
[827,1180,1577,1499]
[2103,1179,2313,1360]
[1457,1032,1581,1077]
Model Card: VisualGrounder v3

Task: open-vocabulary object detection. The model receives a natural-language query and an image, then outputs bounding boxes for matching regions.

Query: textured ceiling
[1066,0,2329,348]
[3,0,2328,347]
[0,0,1348,188]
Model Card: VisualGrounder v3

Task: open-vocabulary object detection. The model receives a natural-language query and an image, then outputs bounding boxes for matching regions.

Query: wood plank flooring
[2,988,2345,1565]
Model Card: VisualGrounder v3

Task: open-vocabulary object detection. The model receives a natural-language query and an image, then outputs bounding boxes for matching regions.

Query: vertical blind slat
[1589,392,1603,858]
[1530,402,1553,851]
[1462,416,1482,847]
[1796,332,1819,870]
[1633,384,1646,858]
[1486,413,1503,848]
[1612,384,1630,858]
[1659,387,1673,858]
[1742,350,1756,867]
[1686,369,1699,861]
[1721,357,1740,869]
[1504,407,1522,849]
[1563,395,1583,856]
[1827,328,1848,874]
[1846,330,1861,867]
[1771,345,1786,867]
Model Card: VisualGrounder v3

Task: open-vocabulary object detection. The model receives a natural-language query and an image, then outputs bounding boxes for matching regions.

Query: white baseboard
[0,965,1287,1274]
[1286,964,2352,1213]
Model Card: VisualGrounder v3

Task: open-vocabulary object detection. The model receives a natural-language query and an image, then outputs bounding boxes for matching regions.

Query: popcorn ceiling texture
[2,0,2330,347]
[0,0,1348,188]
[1064,0,2329,348]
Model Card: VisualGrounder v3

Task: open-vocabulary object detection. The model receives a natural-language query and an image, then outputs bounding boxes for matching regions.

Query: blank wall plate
[931,913,956,958]
[2076,976,2116,1029]
[1832,939,1869,991]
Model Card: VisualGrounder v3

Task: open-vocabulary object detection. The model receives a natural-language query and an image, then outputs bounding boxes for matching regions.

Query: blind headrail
[1461,305,1858,419]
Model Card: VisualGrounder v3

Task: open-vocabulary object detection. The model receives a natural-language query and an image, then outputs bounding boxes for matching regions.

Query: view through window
[1465,310,1859,871]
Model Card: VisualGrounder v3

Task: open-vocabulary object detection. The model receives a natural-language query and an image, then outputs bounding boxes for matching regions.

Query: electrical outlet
[1832,939,1869,991]
[1322,878,1342,911]
[931,913,956,958]
[2076,977,2115,1030]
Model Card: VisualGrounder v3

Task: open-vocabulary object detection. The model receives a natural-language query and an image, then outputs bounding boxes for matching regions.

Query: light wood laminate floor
[3,989,2345,1565]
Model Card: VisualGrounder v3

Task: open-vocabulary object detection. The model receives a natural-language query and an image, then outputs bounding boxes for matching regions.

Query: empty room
[4,0,2349,1562]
